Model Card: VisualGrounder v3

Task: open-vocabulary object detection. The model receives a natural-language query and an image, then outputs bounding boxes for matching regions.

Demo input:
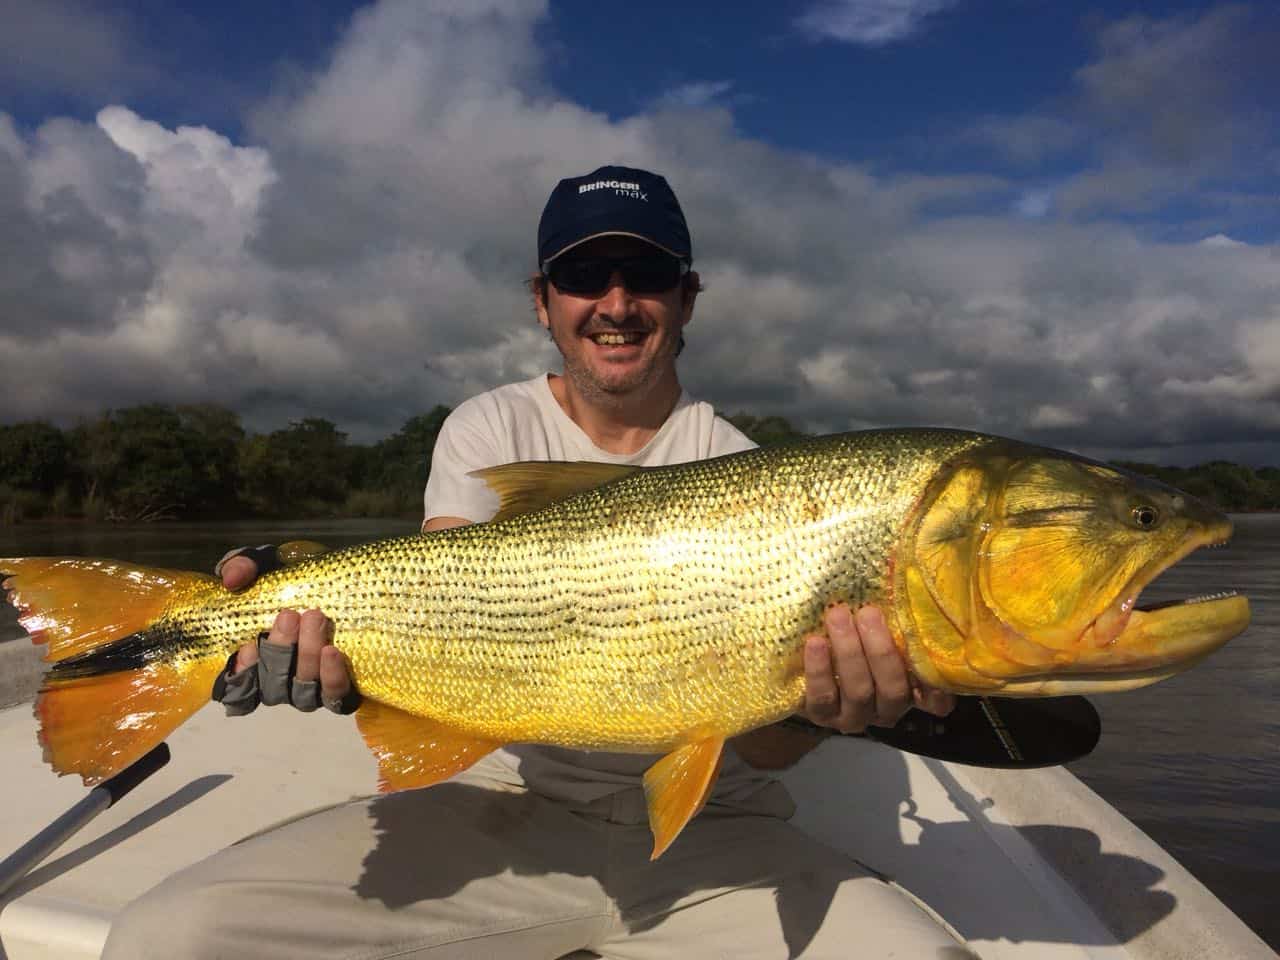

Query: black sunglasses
[546,255,688,296]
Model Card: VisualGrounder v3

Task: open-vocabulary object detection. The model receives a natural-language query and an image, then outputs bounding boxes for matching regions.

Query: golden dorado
[1,429,1251,857]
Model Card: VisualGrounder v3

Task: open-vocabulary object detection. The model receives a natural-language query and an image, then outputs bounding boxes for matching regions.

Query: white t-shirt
[423,374,771,804]
[424,373,756,522]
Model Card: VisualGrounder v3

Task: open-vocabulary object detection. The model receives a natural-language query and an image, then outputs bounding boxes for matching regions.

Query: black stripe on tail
[46,625,192,680]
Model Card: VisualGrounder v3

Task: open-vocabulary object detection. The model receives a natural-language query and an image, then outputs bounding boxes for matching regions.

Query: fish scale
[167,430,988,751]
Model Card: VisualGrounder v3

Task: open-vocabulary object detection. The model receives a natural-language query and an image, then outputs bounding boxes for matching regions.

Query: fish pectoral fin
[642,736,726,861]
[469,461,643,521]
[354,701,502,792]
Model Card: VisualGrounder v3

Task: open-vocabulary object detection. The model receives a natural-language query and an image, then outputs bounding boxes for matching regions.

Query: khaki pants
[103,764,971,959]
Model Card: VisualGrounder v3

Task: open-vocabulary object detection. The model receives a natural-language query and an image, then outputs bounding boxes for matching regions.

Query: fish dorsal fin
[354,700,502,792]
[469,461,643,521]
[642,736,725,860]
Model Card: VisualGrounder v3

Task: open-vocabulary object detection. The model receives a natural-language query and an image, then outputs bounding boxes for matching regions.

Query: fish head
[899,444,1250,696]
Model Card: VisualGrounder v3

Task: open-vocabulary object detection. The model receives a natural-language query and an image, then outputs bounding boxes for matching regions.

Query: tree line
[0,404,449,523]
[0,405,1276,523]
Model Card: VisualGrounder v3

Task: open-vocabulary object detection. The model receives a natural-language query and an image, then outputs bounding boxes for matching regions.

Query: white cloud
[950,7,1280,224]
[796,0,959,46]
[1015,189,1053,219]
[1199,233,1247,248]
[1030,404,1086,429]
[97,106,276,256]
[654,81,736,111]
[0,0,148,100]
[0,0,1277,466]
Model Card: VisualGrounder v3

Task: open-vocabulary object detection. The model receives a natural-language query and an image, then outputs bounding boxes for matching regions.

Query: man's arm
[423,516,471,533]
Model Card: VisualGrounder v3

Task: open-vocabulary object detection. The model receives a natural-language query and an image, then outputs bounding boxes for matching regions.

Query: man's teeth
[591,332,643,345]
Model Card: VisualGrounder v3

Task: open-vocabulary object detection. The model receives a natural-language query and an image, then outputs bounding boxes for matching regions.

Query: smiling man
[103,166,965,960]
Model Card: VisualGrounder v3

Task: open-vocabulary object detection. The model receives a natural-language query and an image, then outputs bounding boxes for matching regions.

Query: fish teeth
[1185,590,1239,605]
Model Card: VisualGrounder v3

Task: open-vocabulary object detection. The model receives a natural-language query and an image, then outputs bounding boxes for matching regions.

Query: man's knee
[102,880,231,960]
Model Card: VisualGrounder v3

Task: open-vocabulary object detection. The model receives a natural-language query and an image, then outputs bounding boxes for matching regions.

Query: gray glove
[209,541,362,716]
[213,540,331,579]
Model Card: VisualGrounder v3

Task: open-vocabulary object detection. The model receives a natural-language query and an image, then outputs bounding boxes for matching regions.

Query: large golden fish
[1,429,1250,856]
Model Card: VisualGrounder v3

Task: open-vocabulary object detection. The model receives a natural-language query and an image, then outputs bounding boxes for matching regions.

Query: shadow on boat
[0,745,1176,956]
[0,775,232,903]
[343,747,1176,954]
[785,742,1177,947]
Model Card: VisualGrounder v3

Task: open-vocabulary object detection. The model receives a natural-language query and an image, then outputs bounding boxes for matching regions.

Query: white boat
[0,639,1272,959]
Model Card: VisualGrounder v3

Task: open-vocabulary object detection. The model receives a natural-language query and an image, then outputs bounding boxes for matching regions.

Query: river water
[1,515,1276,948]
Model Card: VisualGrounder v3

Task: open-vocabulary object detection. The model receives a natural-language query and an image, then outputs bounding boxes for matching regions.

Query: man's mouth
[587,330,647,346]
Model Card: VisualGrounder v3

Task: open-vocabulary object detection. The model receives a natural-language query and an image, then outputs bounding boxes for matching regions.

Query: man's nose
[595,270,635,318]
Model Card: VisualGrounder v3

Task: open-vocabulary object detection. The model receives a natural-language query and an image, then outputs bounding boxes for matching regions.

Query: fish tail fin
[1,557,223,784]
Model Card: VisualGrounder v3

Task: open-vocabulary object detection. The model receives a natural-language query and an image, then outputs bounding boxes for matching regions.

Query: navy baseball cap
[537,165,692,270]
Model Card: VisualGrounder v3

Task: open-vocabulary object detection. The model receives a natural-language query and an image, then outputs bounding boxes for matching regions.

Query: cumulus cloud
[0,0,154,102]
[1073,6,1273,168]
[963,5,1280,224]
[1199,233,1247,249]
[796,0,960,46]
[1014,189,1053,219]
[960,114,1082,167]
[653,81,736,111]
[0,0,1276,467]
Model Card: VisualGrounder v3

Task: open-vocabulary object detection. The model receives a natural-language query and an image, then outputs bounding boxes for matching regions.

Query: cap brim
[542,232,686,269]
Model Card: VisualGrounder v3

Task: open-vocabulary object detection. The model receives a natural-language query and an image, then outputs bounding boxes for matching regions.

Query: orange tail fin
[1,557,223,785]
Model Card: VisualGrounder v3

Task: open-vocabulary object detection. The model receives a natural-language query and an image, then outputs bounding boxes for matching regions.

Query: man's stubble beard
[552,328,679,408]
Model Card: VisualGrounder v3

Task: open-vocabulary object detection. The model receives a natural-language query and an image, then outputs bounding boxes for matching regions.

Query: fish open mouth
[997,526,1250,696]
[1134,590,1241,613]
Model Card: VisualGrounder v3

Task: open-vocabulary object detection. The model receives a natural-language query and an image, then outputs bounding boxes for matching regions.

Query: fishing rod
[782,695,1101,769]
[0,742,170,897]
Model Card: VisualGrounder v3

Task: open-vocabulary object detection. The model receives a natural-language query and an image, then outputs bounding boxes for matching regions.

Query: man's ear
[532,274,551,329]
[681,270,700,324]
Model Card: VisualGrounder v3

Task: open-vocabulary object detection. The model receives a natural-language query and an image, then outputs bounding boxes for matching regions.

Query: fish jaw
[1070,593,1250,676]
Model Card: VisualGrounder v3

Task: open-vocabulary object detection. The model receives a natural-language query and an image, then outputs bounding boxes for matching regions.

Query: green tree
[363,406,452,511]
[1258,466,1280,508]
[238,418,351,515]
[0,421,71,493]
[726,413,808,447]
[176,404,246,515]
[63,404,246,520]
[1116,459,1279,512]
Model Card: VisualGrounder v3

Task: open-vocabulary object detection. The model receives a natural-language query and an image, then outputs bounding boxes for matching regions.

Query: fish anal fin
[1,557,214,661]
[354,700,501,792]
[468,462,642,521]
[642,736,725,860]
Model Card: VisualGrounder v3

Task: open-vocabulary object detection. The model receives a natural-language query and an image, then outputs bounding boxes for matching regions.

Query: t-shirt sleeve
[709,416,758,457]
[422,408,505,526]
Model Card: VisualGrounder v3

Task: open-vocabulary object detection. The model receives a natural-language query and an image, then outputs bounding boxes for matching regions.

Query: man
[104,166,964,959]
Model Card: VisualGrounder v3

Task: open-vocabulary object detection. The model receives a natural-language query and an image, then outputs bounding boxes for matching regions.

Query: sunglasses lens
[549,257,682,294]
[624,258,683,293]
[549,258,613,294]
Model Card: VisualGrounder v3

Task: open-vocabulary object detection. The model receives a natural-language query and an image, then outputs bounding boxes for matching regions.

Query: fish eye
[1131,504,1160,529]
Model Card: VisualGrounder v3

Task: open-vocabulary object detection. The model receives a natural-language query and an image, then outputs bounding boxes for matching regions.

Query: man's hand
[732,602,954,770]
[801,603,954,734]
[214,554,358,715]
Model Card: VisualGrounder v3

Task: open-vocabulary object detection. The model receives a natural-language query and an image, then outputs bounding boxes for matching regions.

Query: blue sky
[1,0,1278,464]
